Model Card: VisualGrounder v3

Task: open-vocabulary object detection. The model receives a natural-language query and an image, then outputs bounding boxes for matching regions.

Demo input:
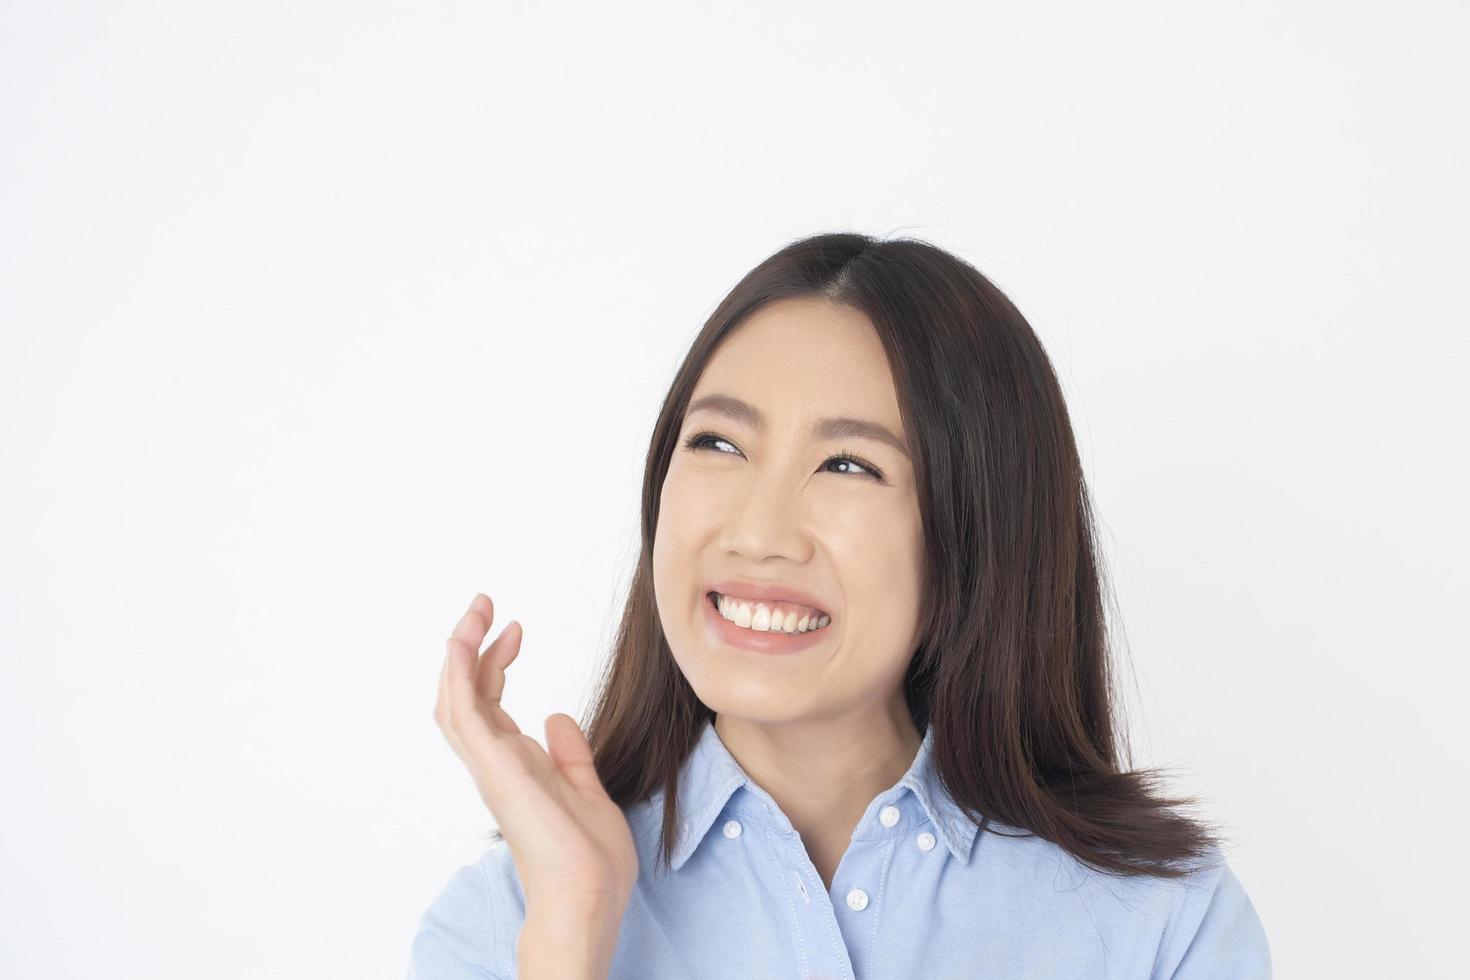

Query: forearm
[516,909,623,980]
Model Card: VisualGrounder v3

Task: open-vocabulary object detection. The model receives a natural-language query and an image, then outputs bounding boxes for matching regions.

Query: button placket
[827,802,901,925]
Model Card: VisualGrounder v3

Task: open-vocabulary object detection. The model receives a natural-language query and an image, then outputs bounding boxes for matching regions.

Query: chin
[687,670,810,721]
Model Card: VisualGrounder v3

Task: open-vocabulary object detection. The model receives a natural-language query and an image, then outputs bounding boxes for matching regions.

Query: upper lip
[706,578,833,617]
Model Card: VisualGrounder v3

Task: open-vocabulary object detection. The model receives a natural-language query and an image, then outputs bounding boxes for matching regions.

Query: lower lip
[702,592,833,655]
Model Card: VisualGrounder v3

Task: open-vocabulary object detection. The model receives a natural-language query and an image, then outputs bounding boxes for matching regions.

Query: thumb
[545,713,609,799]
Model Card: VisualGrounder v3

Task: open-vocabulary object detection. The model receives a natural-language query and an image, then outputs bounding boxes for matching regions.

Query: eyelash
[680,429,886,482]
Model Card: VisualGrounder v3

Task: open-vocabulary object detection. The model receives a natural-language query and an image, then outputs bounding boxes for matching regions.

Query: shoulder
[406,841,526,980]
[976,827,1271,978]
[1150,849,1272,979]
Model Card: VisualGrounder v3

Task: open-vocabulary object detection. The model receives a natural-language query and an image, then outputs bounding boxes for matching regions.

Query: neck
[712,699,923,855]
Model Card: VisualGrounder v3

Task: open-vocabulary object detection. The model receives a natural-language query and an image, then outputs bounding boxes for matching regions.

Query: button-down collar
[414,721,1270,978]
[667,717,979,871]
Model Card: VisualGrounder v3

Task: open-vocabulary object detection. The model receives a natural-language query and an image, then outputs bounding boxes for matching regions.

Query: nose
[716,464,814,563]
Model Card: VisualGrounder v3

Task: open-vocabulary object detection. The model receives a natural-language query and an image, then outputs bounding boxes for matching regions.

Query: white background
[2,2,1465,977]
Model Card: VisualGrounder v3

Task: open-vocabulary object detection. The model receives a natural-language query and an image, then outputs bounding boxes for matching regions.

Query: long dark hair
[494,232,1216,878]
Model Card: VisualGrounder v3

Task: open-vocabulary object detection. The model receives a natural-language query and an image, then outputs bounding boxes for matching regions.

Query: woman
[408,234,1272,979]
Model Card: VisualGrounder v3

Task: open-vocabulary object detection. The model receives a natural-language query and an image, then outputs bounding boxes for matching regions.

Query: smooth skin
[652,297,926,892]
[435,595,638,938]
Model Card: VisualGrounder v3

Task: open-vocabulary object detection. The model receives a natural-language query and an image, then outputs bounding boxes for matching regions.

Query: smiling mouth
[706,591,832,635]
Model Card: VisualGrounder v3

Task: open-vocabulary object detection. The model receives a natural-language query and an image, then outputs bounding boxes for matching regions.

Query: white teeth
[714,593,830,634]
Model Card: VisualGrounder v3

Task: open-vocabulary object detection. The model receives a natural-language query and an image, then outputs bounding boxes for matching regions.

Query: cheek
[657,465,729,547]
[825,500,925,640]
[652,469,713,614]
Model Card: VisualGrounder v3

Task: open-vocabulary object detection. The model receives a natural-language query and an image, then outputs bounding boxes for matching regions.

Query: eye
[682,430,741,456]
[823,452,884,481]
[680,430,886,482]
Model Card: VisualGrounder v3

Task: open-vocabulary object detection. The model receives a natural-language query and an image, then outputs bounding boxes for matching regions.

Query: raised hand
[434,593,639,919]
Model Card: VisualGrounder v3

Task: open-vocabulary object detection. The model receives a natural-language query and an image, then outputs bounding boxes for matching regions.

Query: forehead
[690,298,903,424]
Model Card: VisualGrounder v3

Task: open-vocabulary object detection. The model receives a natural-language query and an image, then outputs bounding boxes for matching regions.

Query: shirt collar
[667,717,980,871]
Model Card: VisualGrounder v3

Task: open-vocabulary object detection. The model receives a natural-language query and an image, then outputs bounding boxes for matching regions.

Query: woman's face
[652,297,925,724]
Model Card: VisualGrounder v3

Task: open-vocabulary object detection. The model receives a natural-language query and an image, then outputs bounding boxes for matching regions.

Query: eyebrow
[685,393,910,459]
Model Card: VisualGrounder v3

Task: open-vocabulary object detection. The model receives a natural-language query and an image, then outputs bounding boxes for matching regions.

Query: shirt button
[846,887,869,911]
[879,804,901,827]
[722,819,743,838]
[916,831,936,852]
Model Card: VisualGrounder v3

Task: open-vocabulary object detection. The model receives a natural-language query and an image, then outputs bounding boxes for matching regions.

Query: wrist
[517,906,625,980]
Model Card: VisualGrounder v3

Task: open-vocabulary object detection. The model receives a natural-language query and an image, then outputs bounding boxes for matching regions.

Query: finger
[545,713,607,799]
[450,593,494,652]
[441,593,492,742]
[436,642,470,765]
[444,632,487,734]
[474,620,523,706]
[488,619,522,671]
[441,593,485,722]
[435,643,449,726]
[437,639,461,725]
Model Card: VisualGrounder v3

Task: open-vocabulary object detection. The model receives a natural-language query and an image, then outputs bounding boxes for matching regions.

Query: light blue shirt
[408,718,1271,978]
